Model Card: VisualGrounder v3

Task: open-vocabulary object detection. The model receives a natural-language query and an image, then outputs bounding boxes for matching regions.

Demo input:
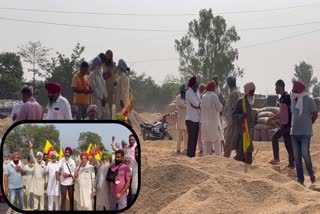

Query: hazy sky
[38,123,133,151]
[0,0,320,94]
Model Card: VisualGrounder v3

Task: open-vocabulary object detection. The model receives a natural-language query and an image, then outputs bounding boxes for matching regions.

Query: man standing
[74,152,96,210]
[224,76,241,157]
[200,81,223,156]
[103,50,117,118]
[4,152,26,210]
[10,99,23,125]
[268,80,295,169]
[212,76,226,111]
[197,83,206,154]
[71,61,92,120]
[115,59,130,114]
[175,84,188,154]
[130,146,139,203]
[109,150,131,210]
[45,82,72,120]
[89,57,109,120]
[58,147,76,211]
[185,76,201,158]
[233,82,256,164]
[290,80,318,185]
[125,135,137,168]
[95,151,112,210]
[29,141,46,211]
[23,156,34,210]
[16,87,43,122]
[46,151,60,211]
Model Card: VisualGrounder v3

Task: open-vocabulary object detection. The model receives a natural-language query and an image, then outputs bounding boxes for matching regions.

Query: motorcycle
[140,115,173,141]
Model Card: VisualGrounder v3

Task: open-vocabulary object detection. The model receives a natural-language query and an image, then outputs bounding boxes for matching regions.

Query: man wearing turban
[74,152,96,210]
[200,81,223,156]
[57,147,76,210]
[224,76,242,158]
[23,154,34,209]
[175,84,188,154]
[28,140,46,210]
[89,56,109,120]
[45,82,73,120]
[45,151,60,210]
[232,82,256,164]
[95,151,112,210]
[290,80,318,185]
[115,59,130,115]
[85,105,98,120]
[185,76,201,158]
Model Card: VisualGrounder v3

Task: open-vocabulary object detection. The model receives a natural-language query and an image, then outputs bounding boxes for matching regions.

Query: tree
[293,61,318,92]
[18,41,50,88]
[175,9,243,85]
[313,83,320,97]
[0,52,24,99]
[77,132,103,152]
[4,124,60,158]
[44,43,85,103]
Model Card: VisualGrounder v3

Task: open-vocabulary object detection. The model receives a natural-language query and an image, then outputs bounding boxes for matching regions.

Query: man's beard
[115,160,122,165]
[65,156,70,161]
[13,160,19,165]
[247,96,255,106]
[106,59,113,66]
[29,163,33,167]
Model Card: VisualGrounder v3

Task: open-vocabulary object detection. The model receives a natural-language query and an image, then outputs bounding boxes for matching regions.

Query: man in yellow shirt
[71,61,92,120]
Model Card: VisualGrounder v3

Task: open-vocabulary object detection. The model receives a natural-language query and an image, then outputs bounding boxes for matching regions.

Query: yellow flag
[43,139,59,159]
[86,143,92,158]
[242,98,251,153]
[94,144,101,161]
[59,147,64,160]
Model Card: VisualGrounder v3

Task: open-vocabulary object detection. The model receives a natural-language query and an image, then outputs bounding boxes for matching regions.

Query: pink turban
[206,81,216,92]
[244,82,256,95]
[87,105,97,113]
[292,80,305,94]
[45,82,61,94]
[80,152,89,159]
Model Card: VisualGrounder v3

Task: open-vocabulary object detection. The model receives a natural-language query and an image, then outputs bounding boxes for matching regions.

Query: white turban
[36,152,43,157]
[49,151,56,157]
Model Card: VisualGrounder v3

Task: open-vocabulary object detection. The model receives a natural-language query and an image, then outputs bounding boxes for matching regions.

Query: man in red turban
[45,82,72,120]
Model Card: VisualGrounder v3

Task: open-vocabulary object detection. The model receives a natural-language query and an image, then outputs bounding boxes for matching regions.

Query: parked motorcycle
[140,115,173,141]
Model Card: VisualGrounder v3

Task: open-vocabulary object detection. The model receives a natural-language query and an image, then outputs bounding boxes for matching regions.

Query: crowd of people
[3,135,138,211]
[10,50,131,124]
[173,76,318,186]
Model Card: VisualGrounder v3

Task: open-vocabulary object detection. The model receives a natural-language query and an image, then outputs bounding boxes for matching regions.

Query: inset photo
[1,122,140,212]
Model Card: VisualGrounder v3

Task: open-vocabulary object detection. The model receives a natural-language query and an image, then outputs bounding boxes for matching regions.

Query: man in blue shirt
[290,80,318,185]
[4,152,27,210]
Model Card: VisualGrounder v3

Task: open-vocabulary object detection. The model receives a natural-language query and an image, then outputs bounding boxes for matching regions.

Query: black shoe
[298,180,304,186]
[311,175,316,184]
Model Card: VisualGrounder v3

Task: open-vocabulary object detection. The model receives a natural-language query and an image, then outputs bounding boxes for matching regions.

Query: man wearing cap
[46,151,60,210]
[89,56,109,120]
[233,82,256,164]
[115,59,130,114]
[102,50,117,118]
[29,141,46,210]
[16,86,43,122]
[290,80,318,185]
[85,105,98,120]
[185,76,201,158]
[175,84,188,154]
[95,151,112,210]
[23,155,34,209]
[57,147,76,210]
[201,81,223,156]
[45,82,72,120]
[72,61,92,120]
[74,152,96,210]
[224,76,241,158]
[4,152,27,210]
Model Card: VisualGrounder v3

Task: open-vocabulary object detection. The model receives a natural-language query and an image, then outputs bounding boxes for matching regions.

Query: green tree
[313,83,320,97]
[0,52,24,99]
[77,132,103,152]
[293,61,318,92]
[18,41,50,89]
[175,8,243,85]
[44,43,85,104]
[4,124,60,158]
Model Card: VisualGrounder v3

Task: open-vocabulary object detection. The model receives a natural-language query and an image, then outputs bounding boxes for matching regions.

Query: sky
[40,123,133,151]
[0,0,320,95]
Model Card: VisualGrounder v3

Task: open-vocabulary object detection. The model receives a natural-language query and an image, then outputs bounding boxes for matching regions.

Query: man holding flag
[232,82,256,164]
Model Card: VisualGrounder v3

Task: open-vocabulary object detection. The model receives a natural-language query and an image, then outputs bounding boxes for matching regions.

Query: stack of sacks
[253,107,280,141]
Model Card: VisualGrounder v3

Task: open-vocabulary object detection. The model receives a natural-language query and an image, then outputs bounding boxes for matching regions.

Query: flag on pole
[86,143,92,158]
[59,146,64,160]
[94,144,101,161]
[242,98,251,153]
[43,139,59,160]
[116,94,134,121]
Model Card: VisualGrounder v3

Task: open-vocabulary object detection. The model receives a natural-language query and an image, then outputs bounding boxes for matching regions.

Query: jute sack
[258,111,275,118]
[262,107,280,114]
